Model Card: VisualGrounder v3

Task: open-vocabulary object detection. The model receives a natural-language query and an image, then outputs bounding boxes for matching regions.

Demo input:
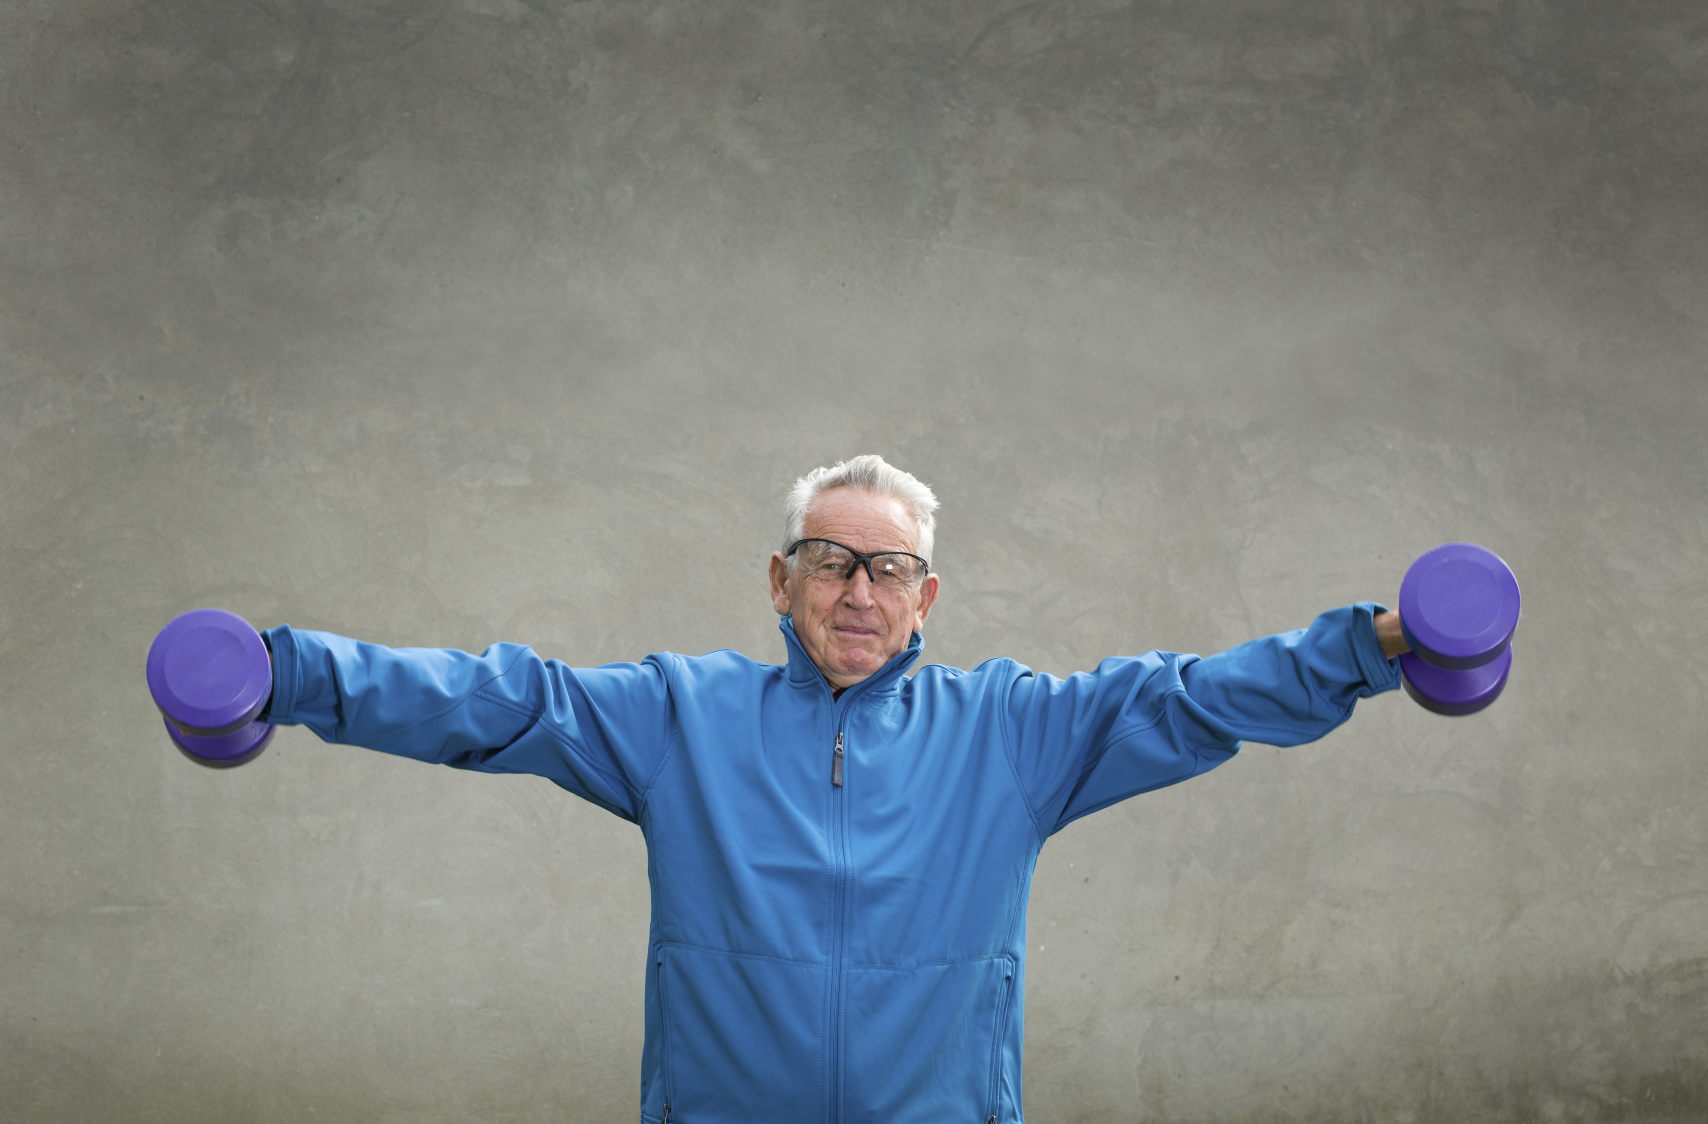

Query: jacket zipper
[817,649,904,1123]
[827,722,848,1123]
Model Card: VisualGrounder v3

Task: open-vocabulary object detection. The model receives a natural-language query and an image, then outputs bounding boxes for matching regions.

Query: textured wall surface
[3,1,1705,1121]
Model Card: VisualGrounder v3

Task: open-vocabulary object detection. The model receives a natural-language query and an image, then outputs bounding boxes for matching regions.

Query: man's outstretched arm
[261,625,671,822]
[1006,603,1404,836]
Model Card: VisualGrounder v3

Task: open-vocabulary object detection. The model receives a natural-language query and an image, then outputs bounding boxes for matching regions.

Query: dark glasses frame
[784,538,931,585]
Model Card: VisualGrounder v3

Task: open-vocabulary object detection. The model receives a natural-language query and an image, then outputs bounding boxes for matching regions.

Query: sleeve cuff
[1351,601,1401,695]
[258,625,299,725]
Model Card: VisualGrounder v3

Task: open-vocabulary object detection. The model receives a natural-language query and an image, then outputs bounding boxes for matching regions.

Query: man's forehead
[802,489,919,551]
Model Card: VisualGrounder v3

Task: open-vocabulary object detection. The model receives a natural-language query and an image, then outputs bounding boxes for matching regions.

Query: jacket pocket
[653,943,825,1124]
[985,961,1016,1122]
[842,955,1017,1124]
[654,950,676,1119]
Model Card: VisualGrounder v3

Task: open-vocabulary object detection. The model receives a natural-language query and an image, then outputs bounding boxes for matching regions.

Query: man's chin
[828,645,887,678]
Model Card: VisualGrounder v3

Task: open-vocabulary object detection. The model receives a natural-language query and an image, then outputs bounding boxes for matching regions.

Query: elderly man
[259,454,1409,1124]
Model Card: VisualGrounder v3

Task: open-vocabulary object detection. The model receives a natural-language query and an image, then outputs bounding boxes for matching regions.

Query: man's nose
[843,565,877,607]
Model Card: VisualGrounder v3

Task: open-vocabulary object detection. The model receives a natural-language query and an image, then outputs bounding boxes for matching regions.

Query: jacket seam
[1038,694,1169,838]
[1164,672,1332,745]
[636,654,681,813]
[1165,705,1211,772]
[985,672,1042,969]
[1047,693,1190,834]
[1303,680,1356,729]
[359,643,534,749]
[658,939,823,970]
[637,722,677,818]
[469,687,644,809]
[844,951,1016,972]
[1111,697,1201,753]
[996,669,1049,847]
[1188,707,1345,743]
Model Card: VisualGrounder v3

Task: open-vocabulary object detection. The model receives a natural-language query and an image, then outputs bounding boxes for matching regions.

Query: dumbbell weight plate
[1398,543,1520,671]
[163,717,276,768]
[1400,646,1511,717]
[146,608,274,766]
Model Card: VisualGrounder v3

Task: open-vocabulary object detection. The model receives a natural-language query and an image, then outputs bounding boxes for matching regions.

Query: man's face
[769,487,940,691]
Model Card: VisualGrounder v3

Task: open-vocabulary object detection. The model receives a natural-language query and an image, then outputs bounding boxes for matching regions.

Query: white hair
[783,455,940,565]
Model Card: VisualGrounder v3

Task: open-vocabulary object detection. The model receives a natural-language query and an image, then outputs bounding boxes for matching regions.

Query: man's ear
[913,572,940,632]
[769,553,793,616]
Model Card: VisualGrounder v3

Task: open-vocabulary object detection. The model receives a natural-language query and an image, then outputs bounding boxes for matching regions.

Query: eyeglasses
[785,538,930,591]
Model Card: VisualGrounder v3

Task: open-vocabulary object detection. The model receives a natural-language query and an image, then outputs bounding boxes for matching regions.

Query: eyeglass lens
[796,541,926,588]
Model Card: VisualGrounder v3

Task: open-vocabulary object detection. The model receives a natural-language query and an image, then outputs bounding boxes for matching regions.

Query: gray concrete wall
[3,1,1704,1120]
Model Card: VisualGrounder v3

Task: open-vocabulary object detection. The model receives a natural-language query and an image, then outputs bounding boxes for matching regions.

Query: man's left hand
[1374,610,1410,659]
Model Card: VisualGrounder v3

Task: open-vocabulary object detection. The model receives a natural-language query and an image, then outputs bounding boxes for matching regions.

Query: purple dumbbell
[146,608,276,767]
[1397,543,1520,716]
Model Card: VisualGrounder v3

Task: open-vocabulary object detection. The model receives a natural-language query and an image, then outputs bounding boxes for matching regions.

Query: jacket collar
[779,615,923,697]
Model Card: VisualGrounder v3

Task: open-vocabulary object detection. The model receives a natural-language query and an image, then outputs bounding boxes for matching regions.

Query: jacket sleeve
[259,625,671,823]
[1004,602,1400,837]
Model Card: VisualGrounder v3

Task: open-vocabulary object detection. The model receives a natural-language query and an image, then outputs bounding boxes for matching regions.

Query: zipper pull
[661,1104,671,1123]
[832,730,844,787]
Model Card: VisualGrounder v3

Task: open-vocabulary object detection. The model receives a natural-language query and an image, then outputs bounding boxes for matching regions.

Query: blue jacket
[261,604,1399,1124]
